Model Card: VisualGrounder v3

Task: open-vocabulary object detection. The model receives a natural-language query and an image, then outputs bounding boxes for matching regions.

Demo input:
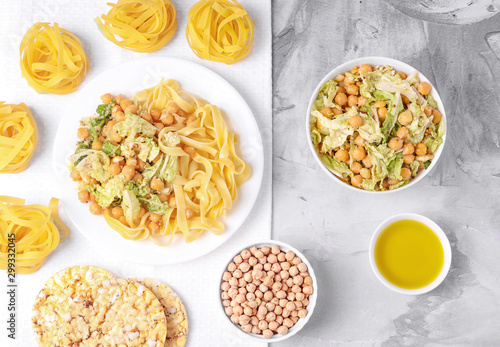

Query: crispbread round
[138,278,188,347]
[32,266,168,347]
[32,265,115,346]
[93,278,167,346]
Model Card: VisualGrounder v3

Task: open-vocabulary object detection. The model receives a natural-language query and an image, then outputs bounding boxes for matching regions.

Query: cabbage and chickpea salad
[69,93,194,233]
[310,63,444,191]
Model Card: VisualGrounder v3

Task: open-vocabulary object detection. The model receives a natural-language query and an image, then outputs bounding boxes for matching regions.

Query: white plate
[52,57,264,265]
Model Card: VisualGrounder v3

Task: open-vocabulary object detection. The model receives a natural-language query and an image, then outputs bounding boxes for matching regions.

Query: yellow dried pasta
[95,0,177,53]
[186,0,255,64]
[0,102,38,173]
[20,23,89,95]
[0,197,70,274]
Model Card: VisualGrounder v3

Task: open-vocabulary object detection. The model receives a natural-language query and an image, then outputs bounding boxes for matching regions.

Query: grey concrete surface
[272,1,500,346]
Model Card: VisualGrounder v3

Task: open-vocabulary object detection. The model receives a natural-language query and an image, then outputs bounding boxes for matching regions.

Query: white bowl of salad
[306,57,446,193]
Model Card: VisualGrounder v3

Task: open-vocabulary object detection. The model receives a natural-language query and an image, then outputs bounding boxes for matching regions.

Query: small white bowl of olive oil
[369,213,452,295]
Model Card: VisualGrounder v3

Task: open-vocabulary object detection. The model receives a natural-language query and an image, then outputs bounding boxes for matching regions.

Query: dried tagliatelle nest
[32,265,188,347]
[95,0,177,53]
[20,23,89,95]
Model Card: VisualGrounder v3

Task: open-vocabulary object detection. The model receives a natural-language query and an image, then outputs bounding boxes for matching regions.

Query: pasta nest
[95,0,177,53]
[0,102,38,174]
[20,23,89,95]
[0,197,70,274]
[187,0,255,64]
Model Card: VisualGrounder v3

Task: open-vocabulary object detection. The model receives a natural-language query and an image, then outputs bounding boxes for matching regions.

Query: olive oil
[375,220,444,289]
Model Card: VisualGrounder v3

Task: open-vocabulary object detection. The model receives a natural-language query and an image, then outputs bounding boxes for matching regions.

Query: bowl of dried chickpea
[219,240,318,342]
[306,56,447,193]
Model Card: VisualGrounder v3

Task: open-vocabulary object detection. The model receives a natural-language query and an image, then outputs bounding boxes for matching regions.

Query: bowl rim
[368,213,452,295]
[218,239,318,342]
[305,56,448,194]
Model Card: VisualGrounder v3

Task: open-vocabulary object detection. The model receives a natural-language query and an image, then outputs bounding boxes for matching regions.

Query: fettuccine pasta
[20,23,89,95]
[0,102,38,174]
[0,197,70,274]
[187,0,255,64]
[69,80,250,245]
[95,0,177,53]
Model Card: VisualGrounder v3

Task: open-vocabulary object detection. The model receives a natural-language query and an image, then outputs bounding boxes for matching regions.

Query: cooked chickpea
[350,161,362,174]
[70,170,81,181]
[122,165,135,181]
[378,107,388,121]
[77,127,90,140]
[415,143,427,156]
[334,92,348,106]
[332,107,342,116]
[397,126,409,139]
[398,110,413,125]
[149,213,161,223]
[335,149,350,162]
[108,162,121,176]
[432,109,442,124]
[111,131,123,143]
[150,177,164,191]
[150,109,161,120]
[112,105,122,115]
[320,107,333,119]
[100,93,113,104]
[351,175,363,188]
[352,146,366,161]
[344,75,354,85]
[154,122,164,134]
[354,135,365,147]
[348,115,363,127]
[359,64,372,74]
[402,142,414,155]
[388,137,403,151]
[357,96,368,107]
[120,99,132,109]
[362,155,373,168]
[417,81,432,95]
[184,146,196,159]
[388,178,400,186]
[360,167,371,179]
[109,206,123,219]
[165,102,180,115]
[156,114,172,127]
[401,167,412,180]
[346,84,359,95]
[89,202,102,215]
[424,105,433,117]
[114,111,125,122]
[141,112,153,123]
[147,222,159,234]
[125,104,138,114]
[78,190,90,203]
[403,154,415,164]
[347,95,358,107]
[119,216,128,227]
[92,141,102,151]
